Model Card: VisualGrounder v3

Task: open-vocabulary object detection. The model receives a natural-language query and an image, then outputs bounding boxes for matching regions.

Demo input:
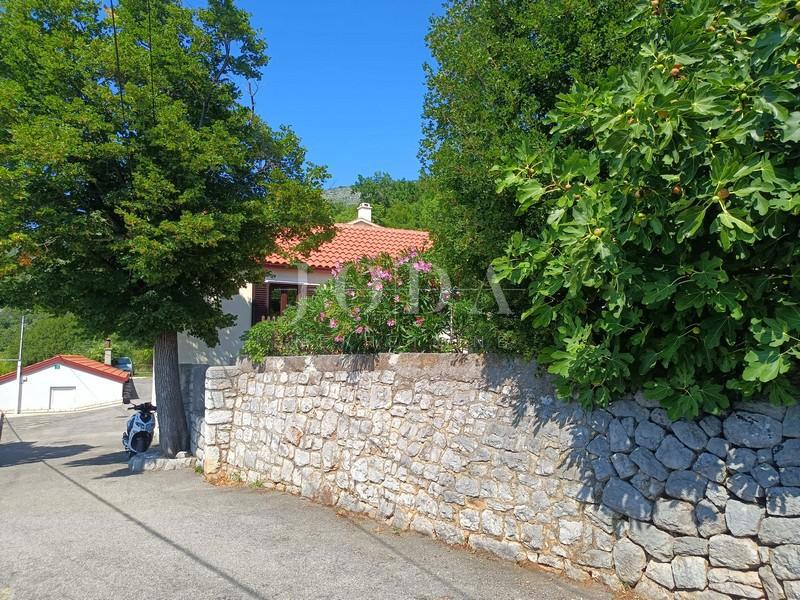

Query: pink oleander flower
[394,295,401,302]
[334,335,344,343]
[319,311,326,321]
[331,262,344,277]
[441,290,451,302]
[386,319,396,327]
[415,316,425,327]
[355,326,365,334]
[347,290,356,298]
[329,319,338,328]
[352,307,361,314]
[413,260,432,273]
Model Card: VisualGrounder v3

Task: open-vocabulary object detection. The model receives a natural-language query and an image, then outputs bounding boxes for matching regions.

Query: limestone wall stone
[180,363,209,461]
[202,353,800,599]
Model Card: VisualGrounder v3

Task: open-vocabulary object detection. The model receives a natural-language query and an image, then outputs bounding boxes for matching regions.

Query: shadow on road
[64,451,129,468]
[0,441,95,468]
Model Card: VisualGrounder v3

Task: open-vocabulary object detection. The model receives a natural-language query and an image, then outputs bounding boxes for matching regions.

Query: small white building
[0,355,129,414]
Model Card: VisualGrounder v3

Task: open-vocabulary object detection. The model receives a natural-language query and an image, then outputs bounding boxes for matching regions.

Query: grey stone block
[646,561,675,590]
[656,435,695,471]
[725,499,765,537]
[631,472,665,500]
[705,481,730,509]
[673,556,708,591]
[611,452,638,480]
[592,457,615,483]
[650,407,671,427]
[709,534,760,569]
[674,536,709,557]
[706,437,731,459]
[694,453,727,483]
[696,499,727,538]
[758,566,786,600]
[760,517,800,545]
[590,409,612,433]
[601,478,653,520]
[609,418,633,453]
[587,435,611,458]
[772,545,800,581]
[631,447,669,481]
[699,415,723,438]
[723,412,783,448]
[728,447,758,473]
[628,519,675,562]
[613,538,646,585]
[666,470,708,503]
[673,421,709,452]
[785,405,800,438]
[786,581,800,600]
[727,473,766,502]
[767,487,800,517]
[707,568,765,599]
[754,463,782,489]
[781,467,800,487]
[635,421,666,451]
[653,498,697,536]
[635,576,673,600]
[576,549,613,569]
[609,399,651,422]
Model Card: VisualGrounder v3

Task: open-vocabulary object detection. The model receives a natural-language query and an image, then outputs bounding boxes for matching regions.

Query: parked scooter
[122,398,157,458]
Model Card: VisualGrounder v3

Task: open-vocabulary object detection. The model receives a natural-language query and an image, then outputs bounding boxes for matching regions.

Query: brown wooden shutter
[251,283,269,325]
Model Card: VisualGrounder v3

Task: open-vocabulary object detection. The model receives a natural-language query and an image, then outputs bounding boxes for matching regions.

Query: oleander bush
[493,0,800,418]
[241,252,535,361]
[242,253,451,360]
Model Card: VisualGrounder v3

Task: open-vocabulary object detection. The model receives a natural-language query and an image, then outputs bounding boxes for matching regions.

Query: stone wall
[202,354,800,600]
[180,364,208,461]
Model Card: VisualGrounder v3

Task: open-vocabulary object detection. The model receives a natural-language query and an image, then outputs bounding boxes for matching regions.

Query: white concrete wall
[0,365,124,413]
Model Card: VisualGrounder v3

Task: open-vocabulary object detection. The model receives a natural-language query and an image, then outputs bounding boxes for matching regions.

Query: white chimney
[357,202,372,223]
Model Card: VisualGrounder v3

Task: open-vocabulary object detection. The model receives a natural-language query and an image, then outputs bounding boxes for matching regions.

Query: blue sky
[228,1,443,188]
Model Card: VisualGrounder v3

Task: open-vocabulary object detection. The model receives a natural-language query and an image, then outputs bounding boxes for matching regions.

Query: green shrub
[494,0,800,419]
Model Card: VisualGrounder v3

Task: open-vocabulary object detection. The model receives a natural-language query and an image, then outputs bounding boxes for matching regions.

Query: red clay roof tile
[265,223,430,271]
[0,355,130,385]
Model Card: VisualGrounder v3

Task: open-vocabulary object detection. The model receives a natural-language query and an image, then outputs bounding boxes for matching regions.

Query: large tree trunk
[154,331,189,458]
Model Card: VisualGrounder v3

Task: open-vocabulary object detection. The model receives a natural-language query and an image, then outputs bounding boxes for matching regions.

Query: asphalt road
[0,399,610,600]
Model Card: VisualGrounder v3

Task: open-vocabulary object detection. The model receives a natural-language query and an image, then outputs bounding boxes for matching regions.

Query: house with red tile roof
[178,204,430,365]
[0,355,129,413]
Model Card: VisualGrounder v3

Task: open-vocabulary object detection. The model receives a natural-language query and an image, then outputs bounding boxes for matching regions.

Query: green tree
[422,0,639,284]
[352,172,437,230]
[0,0,332,455]
[494,0,800,418]
[327,173,439,231]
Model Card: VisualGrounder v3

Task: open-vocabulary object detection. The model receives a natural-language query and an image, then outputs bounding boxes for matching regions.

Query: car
[113,356,134,376]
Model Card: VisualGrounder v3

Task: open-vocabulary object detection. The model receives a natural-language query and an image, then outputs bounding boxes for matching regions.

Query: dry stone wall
[201,354,800,600]
[180,364,208,461]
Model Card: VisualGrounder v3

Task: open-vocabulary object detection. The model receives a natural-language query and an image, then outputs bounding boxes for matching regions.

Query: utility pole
[15,315,25,414]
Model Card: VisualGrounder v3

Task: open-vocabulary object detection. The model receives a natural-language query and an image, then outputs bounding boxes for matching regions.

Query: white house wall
[177,268,334,367]
[0,365,124,413]
[178,283,255,366]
